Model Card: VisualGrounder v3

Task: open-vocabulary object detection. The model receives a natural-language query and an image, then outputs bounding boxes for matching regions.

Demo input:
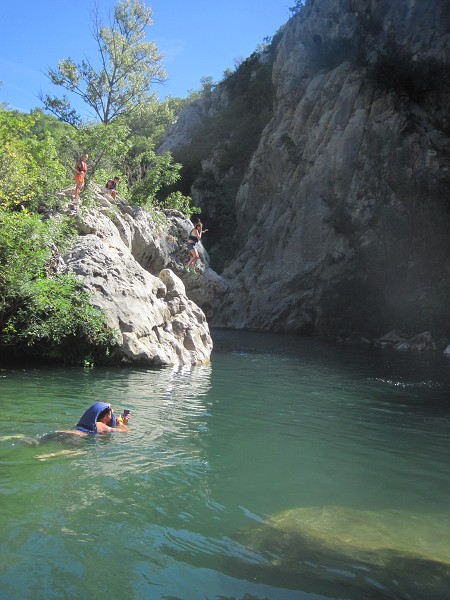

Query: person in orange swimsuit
[74,154,88,200]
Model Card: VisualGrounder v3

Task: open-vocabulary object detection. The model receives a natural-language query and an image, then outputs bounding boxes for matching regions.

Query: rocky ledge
[58,186,226,366]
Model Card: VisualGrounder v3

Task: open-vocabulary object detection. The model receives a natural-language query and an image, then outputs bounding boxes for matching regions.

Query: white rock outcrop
[61,188,220,366]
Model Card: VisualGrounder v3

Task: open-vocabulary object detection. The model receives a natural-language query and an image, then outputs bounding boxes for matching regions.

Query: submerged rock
[236,505,450,599]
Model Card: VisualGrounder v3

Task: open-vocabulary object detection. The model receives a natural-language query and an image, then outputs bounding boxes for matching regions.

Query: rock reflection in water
[235,505,450,600]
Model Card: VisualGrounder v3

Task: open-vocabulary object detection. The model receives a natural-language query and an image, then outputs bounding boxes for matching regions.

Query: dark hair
[97,407,111,421]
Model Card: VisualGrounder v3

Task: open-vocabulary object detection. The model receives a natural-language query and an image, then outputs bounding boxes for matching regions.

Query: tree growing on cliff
[41,0,165,126]
[289,0,306,16]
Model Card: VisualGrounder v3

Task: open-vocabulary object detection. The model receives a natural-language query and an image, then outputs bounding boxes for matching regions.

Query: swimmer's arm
[96,422,129,433]
[115,422,129,432]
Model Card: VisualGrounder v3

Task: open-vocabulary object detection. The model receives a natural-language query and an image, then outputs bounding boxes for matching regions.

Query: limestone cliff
[161,0,450,346]
[59,187,225,366]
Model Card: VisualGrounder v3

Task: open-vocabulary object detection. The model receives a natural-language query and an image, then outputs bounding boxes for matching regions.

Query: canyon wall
[161,0,450,345]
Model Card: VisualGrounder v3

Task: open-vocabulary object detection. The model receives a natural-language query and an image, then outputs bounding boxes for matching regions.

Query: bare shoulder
[96,422,114,433]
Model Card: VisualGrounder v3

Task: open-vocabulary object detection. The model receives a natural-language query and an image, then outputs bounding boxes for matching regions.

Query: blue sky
[0,0,292,116]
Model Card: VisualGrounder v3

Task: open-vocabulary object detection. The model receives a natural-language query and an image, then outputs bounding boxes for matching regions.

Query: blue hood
[75,401,116,433]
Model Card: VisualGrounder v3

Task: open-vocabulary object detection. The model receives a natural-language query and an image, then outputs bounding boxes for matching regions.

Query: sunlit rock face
[235,505,450,599]
[160,0,450,344]
[61,187,223,366]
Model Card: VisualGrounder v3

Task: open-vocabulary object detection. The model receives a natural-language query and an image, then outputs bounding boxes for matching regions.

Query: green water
[1,330,449,600]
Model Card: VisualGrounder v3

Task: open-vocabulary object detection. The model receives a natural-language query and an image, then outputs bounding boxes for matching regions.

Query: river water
[1,330,449,600]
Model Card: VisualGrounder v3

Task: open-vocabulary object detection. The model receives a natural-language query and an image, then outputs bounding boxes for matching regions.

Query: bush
[2,275,118,364]
[0,210,117,365]
[129,150,197,217]
[369,41,450,104]
[161,191,198,218]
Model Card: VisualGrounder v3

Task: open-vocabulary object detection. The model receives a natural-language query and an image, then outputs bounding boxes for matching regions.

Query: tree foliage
[42,0,166,125]
[0,210,118,364]
[0,107,121,365]
[129,149,195,215]
[0,108,67,211]
[2,274,118,363]
[38,0,196,214]
[0,211,51,306]
[289,0,306,16]
[36,0,197,216]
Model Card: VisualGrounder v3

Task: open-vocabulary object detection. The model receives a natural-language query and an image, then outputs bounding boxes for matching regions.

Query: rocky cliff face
[59,187,225,366]
[161,0,450,346]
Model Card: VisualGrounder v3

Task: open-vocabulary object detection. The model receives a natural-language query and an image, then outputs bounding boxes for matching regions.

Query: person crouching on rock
[105,176,120,200]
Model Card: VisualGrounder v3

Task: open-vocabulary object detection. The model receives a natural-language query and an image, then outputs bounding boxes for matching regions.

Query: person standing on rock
[186,220,208,272]
[74,154,88,200]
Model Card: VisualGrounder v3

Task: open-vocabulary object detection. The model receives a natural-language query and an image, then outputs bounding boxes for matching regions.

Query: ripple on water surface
[1,332,449,600]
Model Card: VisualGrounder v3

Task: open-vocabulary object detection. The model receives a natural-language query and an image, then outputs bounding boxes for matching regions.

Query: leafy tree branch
[41,0,166,125]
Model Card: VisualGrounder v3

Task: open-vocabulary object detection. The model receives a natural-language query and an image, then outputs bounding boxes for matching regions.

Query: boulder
[406,331,437,352]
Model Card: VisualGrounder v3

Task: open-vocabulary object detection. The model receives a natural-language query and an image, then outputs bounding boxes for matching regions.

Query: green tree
[120,96,186,187]
[42,0,166,125]
[130,149,190,208]
[0,210,117,364]
[0,211,50,313]
[0,107,67,211]
[77,120,131,177]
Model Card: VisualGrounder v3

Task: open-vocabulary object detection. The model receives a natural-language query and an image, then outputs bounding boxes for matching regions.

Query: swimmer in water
[34,402,131,455]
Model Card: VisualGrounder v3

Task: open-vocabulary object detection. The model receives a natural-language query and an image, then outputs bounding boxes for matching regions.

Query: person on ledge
[74,154,88,200]
[105,176,120,200]
[186,220,208,273]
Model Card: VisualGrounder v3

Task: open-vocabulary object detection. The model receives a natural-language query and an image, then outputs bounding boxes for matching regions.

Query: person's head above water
[75,401,116,433]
